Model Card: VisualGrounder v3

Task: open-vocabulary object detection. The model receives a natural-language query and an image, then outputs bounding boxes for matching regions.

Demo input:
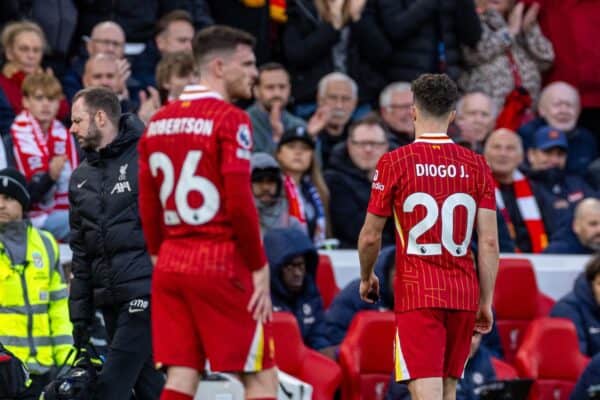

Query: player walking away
[137,26,278,400]
[358,74,499,400]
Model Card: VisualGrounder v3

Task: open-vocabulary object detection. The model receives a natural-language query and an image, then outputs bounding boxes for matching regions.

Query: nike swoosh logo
[77,179,87,189]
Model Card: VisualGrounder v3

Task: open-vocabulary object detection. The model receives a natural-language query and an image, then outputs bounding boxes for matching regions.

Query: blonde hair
[22,73,63,99]
[155,51,196,90]
[1,21,46,54]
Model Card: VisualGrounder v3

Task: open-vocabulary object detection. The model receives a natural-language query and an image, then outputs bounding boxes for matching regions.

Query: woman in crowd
[276,126,330,247]
[0,21,69,134]
[459,0,554,117]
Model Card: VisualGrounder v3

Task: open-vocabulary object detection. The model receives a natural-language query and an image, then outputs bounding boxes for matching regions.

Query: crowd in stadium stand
[0,0,599,399]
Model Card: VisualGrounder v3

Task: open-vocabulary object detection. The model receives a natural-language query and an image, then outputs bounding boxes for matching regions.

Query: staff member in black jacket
[68,87,164,399]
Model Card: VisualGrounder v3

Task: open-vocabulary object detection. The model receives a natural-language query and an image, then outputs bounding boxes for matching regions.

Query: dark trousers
[97,297,164,400]
[19,372,51,400]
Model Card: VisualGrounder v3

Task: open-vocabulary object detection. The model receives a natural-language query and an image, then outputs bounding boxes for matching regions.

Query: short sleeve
[477,156,496,211]
[219,108,253,175]
[367,153,396,217]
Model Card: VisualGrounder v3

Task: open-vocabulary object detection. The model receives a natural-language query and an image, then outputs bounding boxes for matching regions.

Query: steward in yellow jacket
[0,168,72,398]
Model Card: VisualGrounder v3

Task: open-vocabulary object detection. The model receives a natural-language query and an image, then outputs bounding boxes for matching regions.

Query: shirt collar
[179,85,223,101]
[414,132,454,144]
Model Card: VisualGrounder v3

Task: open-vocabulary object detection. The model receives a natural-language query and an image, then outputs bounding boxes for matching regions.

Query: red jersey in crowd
[137,85,266,275]
[367,133,496,312]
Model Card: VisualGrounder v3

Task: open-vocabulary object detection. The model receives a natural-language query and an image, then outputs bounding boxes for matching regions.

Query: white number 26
[149,150,220,225]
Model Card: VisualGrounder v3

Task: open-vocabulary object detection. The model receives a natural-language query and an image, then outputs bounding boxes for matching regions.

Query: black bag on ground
[40,348,101,400]
[0,342,30,398]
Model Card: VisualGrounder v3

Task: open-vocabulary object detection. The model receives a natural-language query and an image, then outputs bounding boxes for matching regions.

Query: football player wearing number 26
[137,26,278,400]
[358,74,499,400]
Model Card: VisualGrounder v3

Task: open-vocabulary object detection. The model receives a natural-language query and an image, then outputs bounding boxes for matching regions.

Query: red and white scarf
[10,110,79,219]
[495,170,548,253]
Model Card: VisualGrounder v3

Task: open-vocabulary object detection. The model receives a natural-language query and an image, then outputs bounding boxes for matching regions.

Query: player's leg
[408,377,443,400]
[395,309,447,400]
[241,367,278,399]
[442,378,458,400]
[442,310,477,400]
[152,270,205,399]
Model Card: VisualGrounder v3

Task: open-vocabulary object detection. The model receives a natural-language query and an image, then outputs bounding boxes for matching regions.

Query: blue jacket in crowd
[518,117,598,177]
[385,345,498,400]
[570,353,600,400]
[550,273,600,357]
[264,227,332,350]
[544,227,595,254]
[324,246,396,346]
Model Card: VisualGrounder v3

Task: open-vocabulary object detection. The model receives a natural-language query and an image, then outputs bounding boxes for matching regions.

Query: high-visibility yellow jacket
[0,221,73,374]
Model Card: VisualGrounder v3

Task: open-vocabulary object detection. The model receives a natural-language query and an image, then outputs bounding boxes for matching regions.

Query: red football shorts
[394,308,476,381]
[151,267,275,373]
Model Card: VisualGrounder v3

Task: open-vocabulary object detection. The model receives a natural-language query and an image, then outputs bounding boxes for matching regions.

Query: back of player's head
[192,25,255,69]
[73,86,121,128]
[411,74,458,119]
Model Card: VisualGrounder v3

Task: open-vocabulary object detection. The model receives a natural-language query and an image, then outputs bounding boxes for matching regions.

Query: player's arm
[358,153,394,303]
[220,110,270,322]
[358,212,387,303]
[475,158,500,334]
[137,135,164,257]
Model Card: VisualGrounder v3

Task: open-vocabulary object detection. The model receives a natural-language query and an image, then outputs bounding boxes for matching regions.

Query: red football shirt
[138,85,266,274]
[367,133,496,312]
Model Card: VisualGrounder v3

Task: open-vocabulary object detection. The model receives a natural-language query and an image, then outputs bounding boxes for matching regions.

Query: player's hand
[474,303,494,334]
[248,265,273,323]
[359,273,380,304]
[49,155,67,180]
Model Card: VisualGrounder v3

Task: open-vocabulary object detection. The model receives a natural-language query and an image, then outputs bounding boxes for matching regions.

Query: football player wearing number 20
[137,26,278,400]
[358,74,499,400]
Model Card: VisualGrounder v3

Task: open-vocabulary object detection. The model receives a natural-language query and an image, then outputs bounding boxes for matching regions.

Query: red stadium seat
[515,317,590,400]
[491,357,519,379]
[271,312,342,400]
[493,258,555,364]
[339,311,396,400]
[316,254,340,309]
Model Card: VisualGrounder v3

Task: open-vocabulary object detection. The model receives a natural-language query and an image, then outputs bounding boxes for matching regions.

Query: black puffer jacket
[365,0,482,82]
[283,0,388,105]
[68,114,152,324]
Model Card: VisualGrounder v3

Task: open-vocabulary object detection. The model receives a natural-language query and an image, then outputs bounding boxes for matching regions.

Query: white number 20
[403,192,476,257]
[149,150,220,226]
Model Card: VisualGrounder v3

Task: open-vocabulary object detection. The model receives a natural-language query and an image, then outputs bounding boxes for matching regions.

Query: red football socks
[159,389,193,400]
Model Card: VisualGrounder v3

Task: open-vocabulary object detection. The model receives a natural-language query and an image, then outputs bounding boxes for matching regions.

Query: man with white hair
[314,72,358,168]
[518,81,598,175]
[379,82,414,149]
[455,91,496,153]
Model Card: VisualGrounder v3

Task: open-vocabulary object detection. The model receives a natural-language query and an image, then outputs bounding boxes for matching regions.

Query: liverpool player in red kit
[137,26,277,400]
[358,74,499,400]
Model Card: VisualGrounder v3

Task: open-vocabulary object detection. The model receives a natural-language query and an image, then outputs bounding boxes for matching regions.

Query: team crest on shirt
[236,124,252,160]
[32,252,43,268]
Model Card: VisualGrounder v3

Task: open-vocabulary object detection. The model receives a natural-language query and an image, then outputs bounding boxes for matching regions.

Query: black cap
[278,125,315,149]
[0,168,30,210]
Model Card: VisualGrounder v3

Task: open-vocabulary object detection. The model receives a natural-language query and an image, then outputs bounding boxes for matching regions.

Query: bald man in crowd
[544,198,600,254]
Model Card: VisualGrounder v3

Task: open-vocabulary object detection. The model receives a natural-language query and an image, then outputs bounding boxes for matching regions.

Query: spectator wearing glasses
[62,21,133,103]
[379,82,414,150]
[324,113,394,248]
[264,227,336,359]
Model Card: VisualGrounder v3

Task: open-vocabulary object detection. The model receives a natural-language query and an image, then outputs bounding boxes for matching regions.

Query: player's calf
[162,366,200,398]
[241,367,278,399]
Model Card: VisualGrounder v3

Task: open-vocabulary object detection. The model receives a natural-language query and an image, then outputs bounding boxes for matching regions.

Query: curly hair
[411,73,458,118]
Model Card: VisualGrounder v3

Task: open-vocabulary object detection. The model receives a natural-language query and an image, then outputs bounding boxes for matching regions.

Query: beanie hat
[0,168,30,210]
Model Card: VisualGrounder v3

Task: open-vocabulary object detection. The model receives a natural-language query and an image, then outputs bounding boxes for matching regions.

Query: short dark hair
[348,112,387,140]
[585,254,600,283]
[411,73,458,118]
[257,62,288,85]
[156,10,193,37]
[193,25,255,68]
[72,87,121,128]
